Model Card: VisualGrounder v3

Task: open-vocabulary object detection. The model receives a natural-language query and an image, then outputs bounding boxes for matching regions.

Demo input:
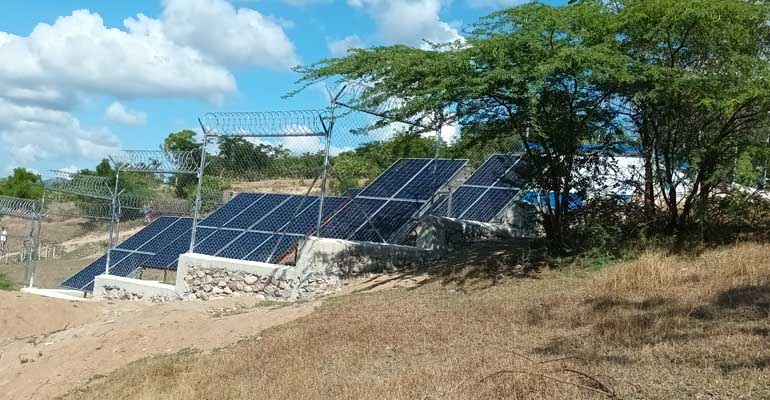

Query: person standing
[0,227,7,256]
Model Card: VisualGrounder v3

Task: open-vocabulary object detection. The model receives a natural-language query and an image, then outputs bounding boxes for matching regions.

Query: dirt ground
[0,292,320,400]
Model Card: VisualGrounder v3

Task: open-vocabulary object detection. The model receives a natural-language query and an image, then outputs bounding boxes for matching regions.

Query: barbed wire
[110,150,199,174]
[200,110,330,137]
[43,171,114,200]
[0,195,44,220]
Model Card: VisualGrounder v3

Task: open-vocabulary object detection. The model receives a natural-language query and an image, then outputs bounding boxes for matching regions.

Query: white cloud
[0,0,300,173]
[328,35,366,57]
[160,0,299,69]
[347,0,462,48]
[105,102,147,126]
[0,98,120,168]
[467,0,529,8]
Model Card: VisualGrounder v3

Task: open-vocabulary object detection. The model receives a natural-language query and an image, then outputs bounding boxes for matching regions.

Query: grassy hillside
[63,243,770,400]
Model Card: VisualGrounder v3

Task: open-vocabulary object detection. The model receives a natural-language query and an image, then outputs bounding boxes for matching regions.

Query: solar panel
[434,154,526,223]
[199,193,263,228]
[116,217,180,250]
[220,194,290,230]
[321,158,468,243]
[61,250,134,291]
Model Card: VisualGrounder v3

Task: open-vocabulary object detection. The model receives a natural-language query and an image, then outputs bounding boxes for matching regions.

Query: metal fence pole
[28,194,45,288]
[316,112,335,236]
[190,122,209,253]
[105,168,121,275]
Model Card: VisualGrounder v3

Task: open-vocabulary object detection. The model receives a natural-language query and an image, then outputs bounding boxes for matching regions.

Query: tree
[297,2,628,246]
[0,168,43,199]
[164,130,200,153]
[613,0,770,232]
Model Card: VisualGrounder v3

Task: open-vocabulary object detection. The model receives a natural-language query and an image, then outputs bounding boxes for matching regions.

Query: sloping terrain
[52,243,770,400]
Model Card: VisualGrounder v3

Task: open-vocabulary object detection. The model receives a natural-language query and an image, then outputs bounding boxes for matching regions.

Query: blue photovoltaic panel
[465,155,522,188]
[286,197,347,234]
[394,159,468,201]
[195,229,243,256]
[116,217,179,250]
[245,234,302,263]
[251,195,309,232]
[223,194,290,230]
[320,198,386,240]
[61,250,134,291]
[143,227,217,269]
[460,189,517,222]
[199,193,262,228]
[216,232,272,260]
[136,218,193,254]
[434,186,486,218]
[350,200,423,242]
[359,159,431,199]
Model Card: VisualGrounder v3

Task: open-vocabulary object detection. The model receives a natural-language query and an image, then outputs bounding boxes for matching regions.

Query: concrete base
[20,287,93,302]
[415,216,525,255]
[295,236,433,277]
[93,275,179,302]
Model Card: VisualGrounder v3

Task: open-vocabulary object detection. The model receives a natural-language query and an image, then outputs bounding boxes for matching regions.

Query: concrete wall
[415,216,525,255]
[295,237,434,277]
[176,253,338,301]
[93,275,179,302]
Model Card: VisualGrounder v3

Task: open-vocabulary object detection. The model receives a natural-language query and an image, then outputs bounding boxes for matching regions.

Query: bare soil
[57,242,770,400]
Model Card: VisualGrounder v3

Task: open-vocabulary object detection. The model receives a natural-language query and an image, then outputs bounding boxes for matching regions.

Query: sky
[0,0,565,176]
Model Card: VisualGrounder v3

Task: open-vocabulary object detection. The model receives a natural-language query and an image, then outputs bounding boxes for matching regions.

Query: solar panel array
[322,159,467,243]
[62,158,468,292]
[433,154,526,223]
[62,216,191,291]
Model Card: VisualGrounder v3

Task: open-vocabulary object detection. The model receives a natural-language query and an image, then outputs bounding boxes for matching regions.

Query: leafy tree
[298,2,628,245]
[95,159,115,178]
[164,130,200,152]
[613,0,770,231]
[0,168,43,199]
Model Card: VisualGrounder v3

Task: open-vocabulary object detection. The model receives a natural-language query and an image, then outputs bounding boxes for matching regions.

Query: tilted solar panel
[199,193,263,228]
[61,250,134,291]
[434,154,526,223]
[116,216,180,250]
[321,158,468,243]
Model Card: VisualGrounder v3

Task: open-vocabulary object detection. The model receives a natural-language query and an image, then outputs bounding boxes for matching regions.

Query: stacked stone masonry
[183,266,339,301]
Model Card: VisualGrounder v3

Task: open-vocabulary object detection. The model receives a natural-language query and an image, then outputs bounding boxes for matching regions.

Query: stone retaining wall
[93,275,179,302]
[183,266,338,301]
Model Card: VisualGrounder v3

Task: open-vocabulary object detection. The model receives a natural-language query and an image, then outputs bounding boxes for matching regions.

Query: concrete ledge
[20,288,93,302]
[93,275,178,302]
[295,236,433,277]
[176,253,297,290]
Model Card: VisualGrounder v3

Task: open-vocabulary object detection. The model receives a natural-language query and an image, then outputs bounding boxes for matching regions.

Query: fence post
[190,122,210,253]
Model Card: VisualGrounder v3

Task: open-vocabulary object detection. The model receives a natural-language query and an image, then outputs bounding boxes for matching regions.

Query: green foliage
[0,168,43,199]
[164,130,200,152]
[0,272,14,291]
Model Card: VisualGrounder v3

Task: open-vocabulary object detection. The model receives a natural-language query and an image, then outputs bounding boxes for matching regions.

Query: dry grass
[62,243,770,400]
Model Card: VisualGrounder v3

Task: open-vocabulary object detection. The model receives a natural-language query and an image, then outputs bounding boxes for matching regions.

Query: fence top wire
[0,195,44,220]
[200,110,330,137]
[110,150,199,174]
[332,81,442,133]
[44,170,114,200]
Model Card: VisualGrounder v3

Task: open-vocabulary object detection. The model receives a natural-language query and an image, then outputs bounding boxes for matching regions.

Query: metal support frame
[190,120,210,253]
[0,194,46,288]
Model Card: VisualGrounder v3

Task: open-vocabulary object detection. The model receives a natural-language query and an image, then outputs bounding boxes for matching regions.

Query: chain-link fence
[0,195,45,287]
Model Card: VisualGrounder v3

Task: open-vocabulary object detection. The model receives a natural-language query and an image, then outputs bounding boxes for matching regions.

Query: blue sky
[0,0,564,175]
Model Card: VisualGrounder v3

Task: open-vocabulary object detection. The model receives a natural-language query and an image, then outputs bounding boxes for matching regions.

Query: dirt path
[0,292,318,400]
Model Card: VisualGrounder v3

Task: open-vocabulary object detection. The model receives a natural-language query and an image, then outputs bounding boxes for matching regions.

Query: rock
[197,292,210,300]
[196,271,206,279]
[244,275,258,285]
[203,275,213,284]
[213,287,224,295]
[218,280,227,288]
[192,279,202,286]
[243,285,254,293]
[235,283,244,292]
[228,281,239,291]
[223,287,233,295]
[184,275,193,281]
[254,294,266,301]
[203,284,213,292]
